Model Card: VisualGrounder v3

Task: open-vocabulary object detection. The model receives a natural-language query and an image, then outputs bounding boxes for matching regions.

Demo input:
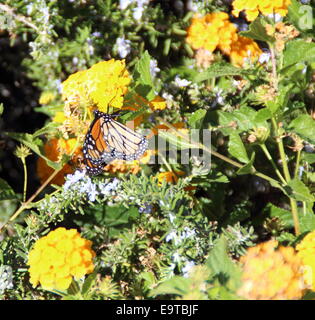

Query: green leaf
[32,122,60,138]
[228,132,249,164]
[205,236,242,289]
[283,40,315,69]
[187,109,207,129]
[193,62,247,82]
[82,273,97,296]
[5,132,61,170]
[287,114,315,145]
[103,205,139,227]
[0,178,17,201]
[302,152,315,164]
[149,276,191,297]
[240,18,275,43]
[133,51,155,100]
[283,178,315,202]
[0,103,3,116]
[236,152,255,175]
[268,204,294,228]
[288,0,304,29]
[288,0,314,32]
[300,212,315,233]
[254,108,272,123]
[217,106,258,135]
[158,130,198,150]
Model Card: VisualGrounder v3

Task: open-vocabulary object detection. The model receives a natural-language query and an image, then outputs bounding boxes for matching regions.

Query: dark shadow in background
[0,35,48,198]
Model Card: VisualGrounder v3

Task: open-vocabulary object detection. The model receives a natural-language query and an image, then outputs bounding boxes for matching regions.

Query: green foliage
[1,0,315,301]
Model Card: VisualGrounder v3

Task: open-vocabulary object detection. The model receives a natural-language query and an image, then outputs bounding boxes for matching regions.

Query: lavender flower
[174,75,191,88]
[116,37,131,58]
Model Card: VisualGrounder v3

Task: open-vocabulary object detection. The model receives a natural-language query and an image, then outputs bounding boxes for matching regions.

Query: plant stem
[269,45,278,91]
[155,117,284,189]
[260,143,286,185]
[158,151,173,172]
[271,117,300,235]
[0,166,64,233]
[21,158,28,203]
[294,150,301,179]
[0,3,40,32]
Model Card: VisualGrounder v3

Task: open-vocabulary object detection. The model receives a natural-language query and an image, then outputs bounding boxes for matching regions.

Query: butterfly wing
[100,117,148,161]
[83,111,148,175]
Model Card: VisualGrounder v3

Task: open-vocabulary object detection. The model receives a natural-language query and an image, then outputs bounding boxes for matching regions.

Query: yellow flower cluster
[232,0,291,21]
[238,240,305,300]
[62,59,131,113]
[229,36,262,67]
[186,12,262,67]
[186,12,238,54]
[296,231,315,291]
[36,138,82,185]
[28,228,96,291]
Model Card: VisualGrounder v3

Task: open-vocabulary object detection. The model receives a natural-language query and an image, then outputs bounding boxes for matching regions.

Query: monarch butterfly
[83,110,148,175]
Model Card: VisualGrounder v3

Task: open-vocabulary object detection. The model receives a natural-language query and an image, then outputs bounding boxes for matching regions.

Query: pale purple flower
[116,37,131,58]
[174,75,191,88]
[64,170,86,190]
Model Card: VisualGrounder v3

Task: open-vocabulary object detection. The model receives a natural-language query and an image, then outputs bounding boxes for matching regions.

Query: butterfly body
[83,111,148,175]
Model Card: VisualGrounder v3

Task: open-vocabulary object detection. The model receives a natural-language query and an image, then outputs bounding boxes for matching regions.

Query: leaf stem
[260,143,286,185]
[155,117,283,189]
[271,117,300,235]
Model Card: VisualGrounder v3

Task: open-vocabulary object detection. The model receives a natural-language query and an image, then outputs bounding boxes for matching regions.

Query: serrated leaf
[283,40,315,69]
[288,0,303,29]
[217,106,257,135]
[0,178,17,201]
[228,132,249,164]
[133,51,155,100]
[284,178,315,202]
[268,204,294,228]
[193,62,247,82]
[149,276,191,297]
[236,152,255,175]
[254,108,272,123]
[300,212,315,233]
[206,236,242,288]
[287,114,315,145]
[240,18,275,43]
[187,109,207,129]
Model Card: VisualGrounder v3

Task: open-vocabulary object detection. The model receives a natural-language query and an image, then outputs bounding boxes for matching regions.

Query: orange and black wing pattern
[83,111,148,175]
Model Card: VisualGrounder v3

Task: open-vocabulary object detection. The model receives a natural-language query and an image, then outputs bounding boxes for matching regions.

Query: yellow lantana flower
[149,95,167,111]
[296,231,315,291]
[186,12,238,54]
[62,59,131,113]
[229,36,262,67]
[28,227,96,291]
[186,11,262,68]
[232,0,291,22]
[238,240,305,300]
